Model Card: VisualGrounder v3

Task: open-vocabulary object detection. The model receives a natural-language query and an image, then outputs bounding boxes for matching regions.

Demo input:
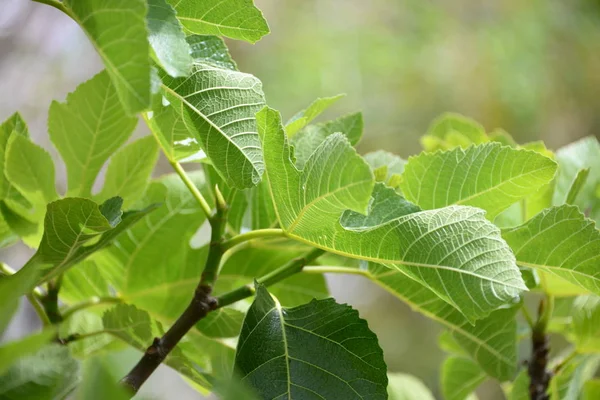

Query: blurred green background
[1,0,600,398]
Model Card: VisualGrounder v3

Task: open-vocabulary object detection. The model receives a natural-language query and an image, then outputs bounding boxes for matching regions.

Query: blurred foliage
[232,0,600,158]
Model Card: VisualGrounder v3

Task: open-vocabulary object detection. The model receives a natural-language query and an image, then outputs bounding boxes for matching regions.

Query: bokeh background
[1,0,600,398]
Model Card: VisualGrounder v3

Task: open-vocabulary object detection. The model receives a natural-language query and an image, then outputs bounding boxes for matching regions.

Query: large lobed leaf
[503,205,600,296]
[400,143,557,219]
[48,71,137,197]
[168,0,269,43]
[63,0,151,113]
[258,106,526,321]
[234,285,388,399]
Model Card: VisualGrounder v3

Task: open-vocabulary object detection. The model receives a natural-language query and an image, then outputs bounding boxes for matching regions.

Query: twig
[528,296,554,400]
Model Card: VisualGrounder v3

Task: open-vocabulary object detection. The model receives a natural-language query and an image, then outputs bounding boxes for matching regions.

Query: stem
[221,228,285,250]
[216,248,325,308]
[61,296,123,319]
[528,295,554,400]
[521,306,535,329]
[303,265,370,277]
[26,294,51,326]
[120,187,228,394]
[59,330,108,345]
[40,276,63,324]
[169,161,212,218]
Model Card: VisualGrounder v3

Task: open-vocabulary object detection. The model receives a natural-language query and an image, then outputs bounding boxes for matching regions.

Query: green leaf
[365,262,519,380]
[60,260,110,303]
[215,242,329,307]
[400,143,557,219]
[285,94,345,137]
[258,107,526,321]
[0,330,56,375]
[248,180,277,230]
[506,369,529,400]
[583,380,600,400]
[75,356,129,400]
[290,112,363,169]
[106,174,209,314]
[426,113,487,144]
[187,35,237,70]
[0,345,79,400]
[234,285,388,399]
[0,263,42,335]
[565,168,590,205]
[0,112,28,201]
[387,373,435,400]
[553,136,600,225]
[63,0,151,113]
[147,0,193,77]
[17,197,156,290]
[102,304,213,389]
[150,61,266,188]
[96,136,159,208]
[363,150,405,188]
[5,134,57,205]
[503,205,600,296]
[48,71,137,197]
[441,356,486,400]
[549,354,600,400]
[168,0,269,43]
[572,295,600,352]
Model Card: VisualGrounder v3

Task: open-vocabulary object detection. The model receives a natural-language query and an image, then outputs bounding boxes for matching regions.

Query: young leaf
[290,112,363,169]
[0,345,79,400]
[363,150,405,188]
[571,295,600,353]
[5,134,58,205]
[63,0,151,113]
[503,205,600,296]
[17,197,156,290]
[0,329,56,375]
[147,0,193,77]
[234,285,388,399]
[285,94,345,137]
[387,373,435,400]
[426,113,487,144]
[168,0,269,43]
[48,71,137,197]
[400,143,557,219]
[441,356,486,400]
[258,107,526,321]
[95,136,159,208]
[151,61,266,188]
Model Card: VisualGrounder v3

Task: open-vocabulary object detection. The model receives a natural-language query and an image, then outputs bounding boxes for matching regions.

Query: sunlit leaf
[285,94,344,137]
[96,136,159,208]
[64,0,151,113]
[48,71,137,197]
[150,60,266,188]
[290,112,363,169]
[400,143,557,219]
[503,205,600,296]
[363,150,405,188]
[169,0,269,43]
[186,35,237,70]
[566,169,590,205]
[234,285,388,399]
[258,106,526,321]
[387,373,435,400]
